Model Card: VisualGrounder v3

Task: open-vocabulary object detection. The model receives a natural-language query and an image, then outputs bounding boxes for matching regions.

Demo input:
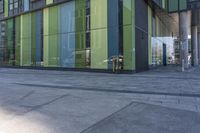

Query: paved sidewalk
[0,66,199,133]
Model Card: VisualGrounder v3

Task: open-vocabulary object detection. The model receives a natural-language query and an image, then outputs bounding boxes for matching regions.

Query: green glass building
[0,0,199,73]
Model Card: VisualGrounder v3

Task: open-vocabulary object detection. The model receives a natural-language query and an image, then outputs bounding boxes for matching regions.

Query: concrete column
[191,26,198,66]
[179,11,190,69]
[198,32,200,64]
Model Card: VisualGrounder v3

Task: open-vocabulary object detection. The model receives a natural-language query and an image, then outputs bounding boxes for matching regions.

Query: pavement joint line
[20,90,35,100]
[15,83,200,98]
[1,71,200,80]
[0,71,116,77]
[80,102,138,133]
[0,94,68,130]
[19,94,69,114]
[130,75,200,80]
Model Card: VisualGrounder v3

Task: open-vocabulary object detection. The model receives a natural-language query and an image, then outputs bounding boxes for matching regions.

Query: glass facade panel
[90,29,107,69]
[46,0,53,5]
[168,0,178,12]
[43,7,59,67]
[21,13,31,66]
[24,0,29,11]
[4,19,14,65]
[75,0,86,68]
[123,0,135,70]
[148,6,152,65]
[60,2,75,68]
[43,1,76,67]
[150,14,175,67]
[15,16,20,66]
[31,12,36,66]
[179,0,187,10]
[90,0,107,69]
[4,0,8,17]
[123,25,134,70]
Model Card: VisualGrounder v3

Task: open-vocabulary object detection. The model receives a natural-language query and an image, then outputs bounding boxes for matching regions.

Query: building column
[191,26,198,66]
[179,11,190,69]
[198,32,200,64]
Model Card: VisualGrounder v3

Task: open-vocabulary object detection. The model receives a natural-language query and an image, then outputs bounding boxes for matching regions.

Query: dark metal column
[198,31,200,64]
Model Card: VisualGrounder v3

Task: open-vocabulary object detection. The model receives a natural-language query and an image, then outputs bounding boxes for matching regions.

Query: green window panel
[179,0,187,10]
[46,0,53,5]
[123,25,135,70]
[90,0,107,29]
[43,8,49,36]
[75,32,86,68]
[4,0,8,17]
[5,19,14,65]
[6,19,14,41]
[162,0,165,9]
[48,35,59,66]
[156,16,160,37]
[75,0,86,68]
[49,6,59,35]
[43,7,60,67]
[43,8,49,66]
[123,0,132,25]
[43,38,48,66]
[168,0,187,12]
[91,29,108,69]
[43,6,60,36]
[162,0,168,9]
[90,0,108,69]
[168,0,178,12]
[20,14,32,66]
[21,14,31,38]
[75,0,86,32]
[15,16,21,66]
[49,6,59,67]
[31,12,37,66]
[148,6,152,65]
[123,0,135,70]
[6,41,14,65]
[21,38,32,66]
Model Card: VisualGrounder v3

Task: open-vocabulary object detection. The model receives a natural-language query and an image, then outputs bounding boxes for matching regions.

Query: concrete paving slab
[0,67,199,133]
[82,102,200,133]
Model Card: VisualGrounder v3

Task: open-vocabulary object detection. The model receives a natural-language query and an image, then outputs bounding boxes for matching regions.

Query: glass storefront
[0,0,181,72]
[0,0,136,71]
[148,9,177,67]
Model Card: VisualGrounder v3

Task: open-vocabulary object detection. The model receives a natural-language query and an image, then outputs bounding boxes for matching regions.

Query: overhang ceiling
[155,8,192,37]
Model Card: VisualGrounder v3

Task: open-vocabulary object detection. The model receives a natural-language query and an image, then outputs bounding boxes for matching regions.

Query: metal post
[198,32,200,64]
[182,59,185,72]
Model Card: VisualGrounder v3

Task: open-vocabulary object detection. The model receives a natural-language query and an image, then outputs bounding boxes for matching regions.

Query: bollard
[112,57,115,73]
[112,56,117,73]
[182,59,185,72]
